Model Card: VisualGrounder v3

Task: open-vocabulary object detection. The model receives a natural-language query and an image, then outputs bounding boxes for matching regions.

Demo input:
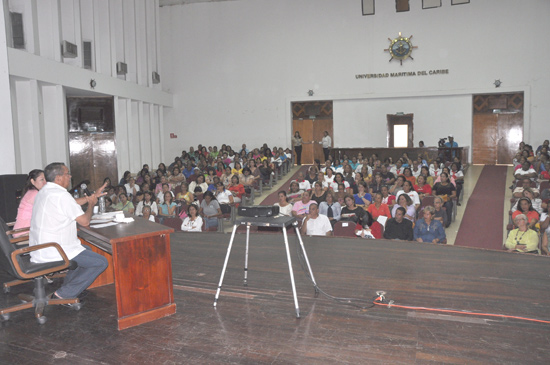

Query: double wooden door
[292,119,333,164]
[472,113,523,165]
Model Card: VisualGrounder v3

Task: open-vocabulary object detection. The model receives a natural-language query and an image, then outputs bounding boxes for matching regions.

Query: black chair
[0,219,80,324]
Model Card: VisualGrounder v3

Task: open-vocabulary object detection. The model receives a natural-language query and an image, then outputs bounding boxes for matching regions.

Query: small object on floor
[457,202,461,206]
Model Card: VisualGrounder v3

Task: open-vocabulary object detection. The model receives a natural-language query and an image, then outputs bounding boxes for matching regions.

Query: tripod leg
[214,224,239,307]
[294,223,319,295]
[243,225,250,286]
[282,226,300,318]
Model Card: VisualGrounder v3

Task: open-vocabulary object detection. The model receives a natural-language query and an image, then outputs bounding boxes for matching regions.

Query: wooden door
[473,114,498,164]
[292,119,333,164]
[496,113,523,164]
[69,132,118,191]
[472,93,524,165]
[473,113,523,165]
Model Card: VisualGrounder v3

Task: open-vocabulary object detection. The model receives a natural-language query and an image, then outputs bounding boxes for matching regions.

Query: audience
[383,207,414,241]
[181,204,203,232]
[414,206,446,244]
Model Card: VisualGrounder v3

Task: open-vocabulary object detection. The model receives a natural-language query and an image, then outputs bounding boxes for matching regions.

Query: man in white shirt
[30,162,108,301]
[301,203,333,236]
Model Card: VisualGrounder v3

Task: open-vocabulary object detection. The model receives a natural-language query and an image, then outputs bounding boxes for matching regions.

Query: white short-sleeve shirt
[29,182,85,262]
[303,214,333,236]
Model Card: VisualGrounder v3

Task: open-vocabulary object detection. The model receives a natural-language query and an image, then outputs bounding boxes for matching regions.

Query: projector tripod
[213,216,318,318]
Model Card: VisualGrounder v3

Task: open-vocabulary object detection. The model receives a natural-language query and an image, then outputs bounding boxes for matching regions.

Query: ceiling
[159,0,237,6]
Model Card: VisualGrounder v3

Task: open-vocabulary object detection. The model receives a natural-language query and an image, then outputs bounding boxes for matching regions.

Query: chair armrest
[11,242,70,279]
[10,236,30,245]
[6,226,30,236]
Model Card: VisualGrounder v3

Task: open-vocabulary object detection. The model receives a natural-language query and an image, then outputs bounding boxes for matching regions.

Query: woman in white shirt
[135,190,158,216]
[181,204,203,232]
[214,182,234,214]
[275,191,293,216]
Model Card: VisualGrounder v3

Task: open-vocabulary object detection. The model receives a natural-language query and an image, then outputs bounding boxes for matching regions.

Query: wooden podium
[78,216,176,330]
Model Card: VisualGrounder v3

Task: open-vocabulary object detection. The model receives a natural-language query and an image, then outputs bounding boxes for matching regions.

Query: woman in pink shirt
[13,169,47,236]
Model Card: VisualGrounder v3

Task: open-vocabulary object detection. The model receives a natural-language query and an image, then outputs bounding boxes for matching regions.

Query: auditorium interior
[0,0,549,363]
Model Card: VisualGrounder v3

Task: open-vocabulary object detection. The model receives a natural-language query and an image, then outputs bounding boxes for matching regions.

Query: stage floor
[1,231,550,364]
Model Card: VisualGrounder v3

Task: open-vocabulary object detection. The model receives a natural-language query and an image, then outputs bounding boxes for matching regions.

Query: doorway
[472,93,523,165]
[292,101,333,164]
[387,114,414,147]
[67,97,118,191]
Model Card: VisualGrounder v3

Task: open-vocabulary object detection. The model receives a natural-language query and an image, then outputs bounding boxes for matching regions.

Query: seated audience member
[319,191,341,226]
[136,191,158,216]
[181,204,203,232]
[389,175,406,195]
[239,168,256,192]
[541,209,550,255]
[512,197,540,229]
[434,167,456,187]
[227,175,245,203]
[414,175,432,200]
[505,214,539,254]
[296,172,312,191]
[333,173,351,193]
[305,166,319,185]
[231,161,243,176]
[512,177,540,198]
[292,191,315,220]
[354,181,372,208]
[187,168,203,184]
[119,170,131,186]
[511,187,543,215]
[367,192,391,220]
[432,172,456,224]
[134,191,144,207]
[288,180,304,202]
[157,183,174,204]
[275,191,293,216]
[113,192,135,214]
[396,180,421,210]
[301,203,333,237]
[402,167,416,185]
[383,207,414,241]
[142,205,155,222]
[221,166,234,187]
[370,174,384,195]
[380,164,396,185]
[13,169,46,236]
[169,167,186,186]
[199,191,222,229]
[215,182,234,213]
[155,175,171,195]
[158,191,177,221]
[380,185,396,208]
[354,211,383,239]
[433,196,449,228]
[259,160,273,184]
[420,166,434,187]
[124,176,140,198]
[414,206,446,244]
[182,162,195,179]
[391,194,416,222]
[176,182,194,205]
[341,194,366,225]
[311,181,328,205]
[204,168,217,185]
[189,174,208,194]
[514,161,538,181]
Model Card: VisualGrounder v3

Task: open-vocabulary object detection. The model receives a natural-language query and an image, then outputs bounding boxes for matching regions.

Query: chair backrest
[0,216,20,279]
[421,196,435,208]
[162,217,183,232]
[333,221,356,237]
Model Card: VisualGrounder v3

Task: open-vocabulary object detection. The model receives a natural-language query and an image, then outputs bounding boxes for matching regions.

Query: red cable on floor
[373,296,550,325]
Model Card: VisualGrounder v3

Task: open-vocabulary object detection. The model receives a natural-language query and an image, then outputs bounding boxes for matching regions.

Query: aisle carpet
[454,165,508,250]
[259,165,310,205]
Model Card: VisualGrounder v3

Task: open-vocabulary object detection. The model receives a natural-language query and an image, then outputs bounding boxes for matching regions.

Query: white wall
[1,0,173,176]
[160,0,550,161]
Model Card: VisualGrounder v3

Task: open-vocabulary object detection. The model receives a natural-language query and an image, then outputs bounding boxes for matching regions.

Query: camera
[438,138,447,148]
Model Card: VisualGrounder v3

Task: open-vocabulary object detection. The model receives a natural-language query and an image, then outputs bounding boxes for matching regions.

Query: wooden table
[77,216,176,330]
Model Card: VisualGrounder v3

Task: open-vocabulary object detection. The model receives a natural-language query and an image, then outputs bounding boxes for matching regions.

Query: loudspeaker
[238,205,279,218]
[0,174,28,223]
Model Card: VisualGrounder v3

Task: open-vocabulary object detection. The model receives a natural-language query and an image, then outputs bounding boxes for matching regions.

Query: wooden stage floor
[1,231,550,364]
